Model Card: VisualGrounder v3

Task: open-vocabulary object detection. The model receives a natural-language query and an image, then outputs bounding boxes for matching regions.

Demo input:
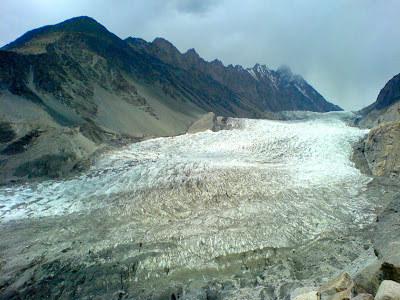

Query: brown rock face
[365,121,400,178]
[318,272,354,299]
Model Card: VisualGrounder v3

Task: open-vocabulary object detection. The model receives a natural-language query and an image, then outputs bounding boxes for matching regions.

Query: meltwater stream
[0,112,378,299]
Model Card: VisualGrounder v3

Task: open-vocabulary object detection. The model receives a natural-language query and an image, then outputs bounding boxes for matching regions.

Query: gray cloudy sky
[1,0,400,110]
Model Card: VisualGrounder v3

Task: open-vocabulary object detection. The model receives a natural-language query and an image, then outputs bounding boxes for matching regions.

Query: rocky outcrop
[186,112,231,134]
[293,290,321,300]
[0,125,97,183]
[358,71,400,128]
[292,272,400,300]
[318,272,354,299]
[291,273,355,300]
[364,121,400,178]
[358,101,400,129]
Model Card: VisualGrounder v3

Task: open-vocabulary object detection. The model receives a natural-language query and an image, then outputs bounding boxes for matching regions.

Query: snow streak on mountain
[0,112,377,298]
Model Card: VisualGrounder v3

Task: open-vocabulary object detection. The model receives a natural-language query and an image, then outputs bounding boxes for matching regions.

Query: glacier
[0,111,382,299]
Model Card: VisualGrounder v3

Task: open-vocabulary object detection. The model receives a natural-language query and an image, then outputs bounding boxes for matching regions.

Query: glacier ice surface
[0,111,379,298]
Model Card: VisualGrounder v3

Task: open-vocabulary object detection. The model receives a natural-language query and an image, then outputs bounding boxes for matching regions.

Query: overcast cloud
[1,0,400,110]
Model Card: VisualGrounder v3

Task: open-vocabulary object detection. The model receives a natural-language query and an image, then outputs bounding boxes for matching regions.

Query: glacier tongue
[0,111,377,298]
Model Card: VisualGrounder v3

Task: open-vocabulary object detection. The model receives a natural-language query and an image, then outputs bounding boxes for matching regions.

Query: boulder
[291,287,320,300]
[354,262,383,295]
[375,280,400,300]
[319,273,354,295]
[186,112,230,134]
[318,273,354,300]
[294,290,321,300]
[326,288,353,300]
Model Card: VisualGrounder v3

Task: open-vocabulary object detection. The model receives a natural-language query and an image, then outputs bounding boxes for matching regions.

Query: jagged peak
[125,37,146,43]
[153,37,174,46]
[234,64,244,71]
[184,48,200,57]
[125,37,148,45]
[152,37,181,54]
[125,37,151,52]
[252,63,270,73]
[211,59,224,67]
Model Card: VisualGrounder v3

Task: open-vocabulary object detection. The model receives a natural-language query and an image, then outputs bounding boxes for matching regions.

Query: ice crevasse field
[0,111,381,298]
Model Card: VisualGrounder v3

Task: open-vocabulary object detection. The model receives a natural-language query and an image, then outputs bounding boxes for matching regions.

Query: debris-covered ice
[0,111,378,298]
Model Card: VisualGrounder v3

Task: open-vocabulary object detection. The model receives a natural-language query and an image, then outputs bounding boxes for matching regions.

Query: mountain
[361,73,400,114]
[126,37,341,112]
[0,16,340,183]
[359,73,400,128]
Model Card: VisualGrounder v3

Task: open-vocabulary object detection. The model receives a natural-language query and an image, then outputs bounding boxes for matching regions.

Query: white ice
[0,112,372,252]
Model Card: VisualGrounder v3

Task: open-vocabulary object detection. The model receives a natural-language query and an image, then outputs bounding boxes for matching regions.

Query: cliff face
[365,122,400,178]
[358,73,400,179]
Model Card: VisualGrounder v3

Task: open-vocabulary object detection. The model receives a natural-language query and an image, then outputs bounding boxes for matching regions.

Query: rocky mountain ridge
[126,36,341,113]
[361,73,400,117]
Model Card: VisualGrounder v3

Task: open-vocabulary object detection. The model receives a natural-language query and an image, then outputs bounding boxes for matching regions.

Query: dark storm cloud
[1,0,400,110]
[172,0,219,14]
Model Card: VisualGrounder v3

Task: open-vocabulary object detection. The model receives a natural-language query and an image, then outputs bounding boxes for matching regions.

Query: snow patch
[247,69,259,81]
[295,84,312,100]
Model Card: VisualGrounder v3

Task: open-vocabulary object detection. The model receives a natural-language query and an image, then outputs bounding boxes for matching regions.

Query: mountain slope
[0,16,340,183]
[126,37,341,112]
[359,73,400,128]
[361,73,400,115]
